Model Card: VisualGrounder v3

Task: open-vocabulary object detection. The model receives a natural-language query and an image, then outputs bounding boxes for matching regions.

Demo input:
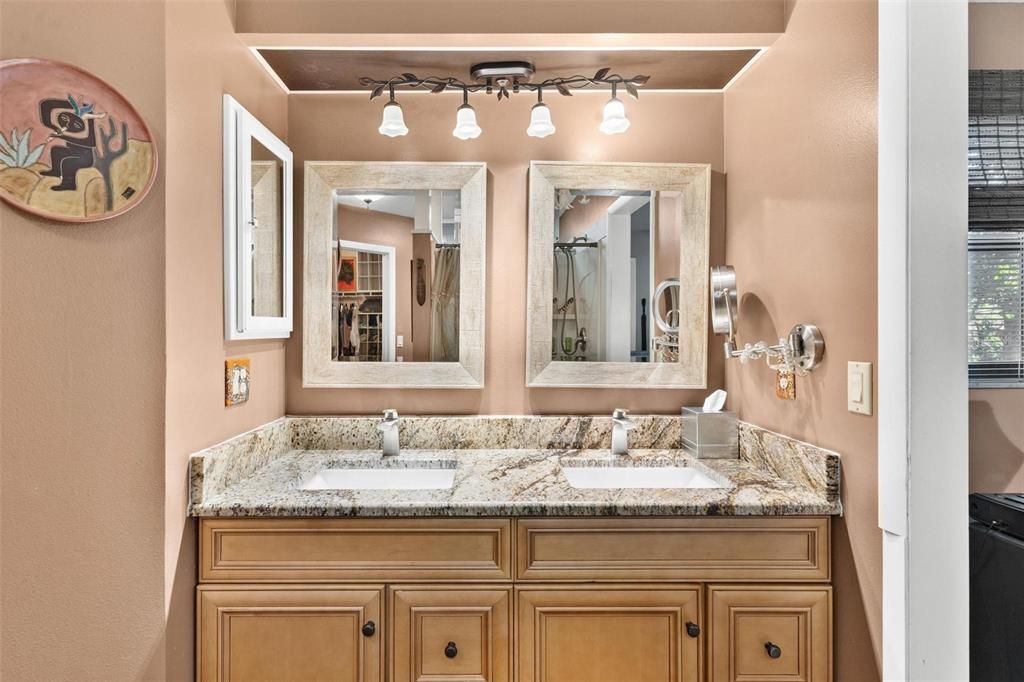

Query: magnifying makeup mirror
[654,278,681,333]
[709,265,825,372]
[710,266,738,353]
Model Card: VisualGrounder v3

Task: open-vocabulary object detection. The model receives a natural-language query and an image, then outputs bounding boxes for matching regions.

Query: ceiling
[336,193,416,218]
[256,48,762,93]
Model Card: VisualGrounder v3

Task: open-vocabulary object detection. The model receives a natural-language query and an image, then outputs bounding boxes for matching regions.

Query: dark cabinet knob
[765,642,782,659]
[361,621,376,637]
[685,622,701,638]
[445,641,458,658]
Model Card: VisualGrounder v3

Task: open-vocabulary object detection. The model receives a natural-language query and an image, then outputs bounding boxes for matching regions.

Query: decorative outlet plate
[225,358,250,405]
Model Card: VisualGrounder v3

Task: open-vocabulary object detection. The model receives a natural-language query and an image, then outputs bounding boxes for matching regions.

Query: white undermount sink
[561,466,724,490]
[300,468,456,490]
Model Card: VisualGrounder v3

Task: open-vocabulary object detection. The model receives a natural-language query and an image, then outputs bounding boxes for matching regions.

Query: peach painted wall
[967,3,1024,493]
[0,1,168,679]
[234,0,787,35]
[558,195,618,242]
[723,1,879,680]
[969,2,1024,70]
[164,0,288,679]
[286,92,727,414]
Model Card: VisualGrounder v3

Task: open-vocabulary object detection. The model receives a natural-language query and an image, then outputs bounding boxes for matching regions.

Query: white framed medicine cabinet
[223,94,294,340]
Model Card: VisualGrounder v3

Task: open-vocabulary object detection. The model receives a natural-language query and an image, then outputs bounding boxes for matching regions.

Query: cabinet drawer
[200,518,512,583]
[708,585,832,682]
[390,586,512,682]
[516,585,702,682]
[197,585,383,682]
[516,518,829,582]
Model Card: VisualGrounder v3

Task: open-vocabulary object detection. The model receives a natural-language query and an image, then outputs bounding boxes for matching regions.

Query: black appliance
[970,493,1024,682]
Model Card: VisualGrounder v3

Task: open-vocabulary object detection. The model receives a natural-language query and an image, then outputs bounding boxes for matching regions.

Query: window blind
[968,230,1024,385]
[969,71,1024,386]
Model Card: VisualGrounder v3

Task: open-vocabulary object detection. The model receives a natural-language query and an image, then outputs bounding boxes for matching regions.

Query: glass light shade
[378,101,409,137]
[599,97,630,135]
[526,102,556,138]
[452,104,482,140]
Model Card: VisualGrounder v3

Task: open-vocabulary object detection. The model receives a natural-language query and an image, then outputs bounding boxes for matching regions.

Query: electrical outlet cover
[776,369,796,400]
[225,358,251,406]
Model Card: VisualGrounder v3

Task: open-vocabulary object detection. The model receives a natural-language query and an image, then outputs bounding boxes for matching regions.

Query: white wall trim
[878,1,969,680]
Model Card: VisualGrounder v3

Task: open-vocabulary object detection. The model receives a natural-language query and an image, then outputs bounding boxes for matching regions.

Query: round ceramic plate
[0,58,158,223]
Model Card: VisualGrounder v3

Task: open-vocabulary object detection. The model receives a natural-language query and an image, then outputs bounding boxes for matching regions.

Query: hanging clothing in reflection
[332,298,380,361]
[430,245,460,361]
[333,302,355,360]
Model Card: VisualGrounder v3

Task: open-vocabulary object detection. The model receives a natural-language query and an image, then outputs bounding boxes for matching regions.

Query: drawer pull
[685,622,701,638]
[361,621,376,637]
[765,642,782,659]
[445,641,458,659]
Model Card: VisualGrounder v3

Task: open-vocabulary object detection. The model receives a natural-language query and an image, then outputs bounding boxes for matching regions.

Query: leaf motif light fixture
[360,61,650,140]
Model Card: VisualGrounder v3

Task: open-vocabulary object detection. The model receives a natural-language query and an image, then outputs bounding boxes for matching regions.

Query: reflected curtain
[430,247,460,361]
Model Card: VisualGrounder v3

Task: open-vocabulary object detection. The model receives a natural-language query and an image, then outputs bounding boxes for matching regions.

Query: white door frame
[336,239,397,362]
[878,1,969,680]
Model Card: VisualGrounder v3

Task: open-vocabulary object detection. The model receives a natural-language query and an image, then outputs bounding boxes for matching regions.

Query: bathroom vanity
[190,416,840,682]
[195,154,843,680]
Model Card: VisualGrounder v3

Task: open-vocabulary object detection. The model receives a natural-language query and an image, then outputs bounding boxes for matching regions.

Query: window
[968,71,1024,386]
[968,228,1024,385]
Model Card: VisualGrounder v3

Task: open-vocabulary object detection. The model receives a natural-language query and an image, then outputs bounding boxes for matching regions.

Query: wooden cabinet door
[197,585,383,682]
[390,586,512,682]
[516,586,702,682]
[708,586,832,682]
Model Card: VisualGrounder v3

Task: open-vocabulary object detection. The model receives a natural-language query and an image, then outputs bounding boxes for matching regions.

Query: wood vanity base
[197,517,832,682]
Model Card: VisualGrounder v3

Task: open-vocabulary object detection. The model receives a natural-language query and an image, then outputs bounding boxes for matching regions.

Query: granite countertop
[188,417,842,518]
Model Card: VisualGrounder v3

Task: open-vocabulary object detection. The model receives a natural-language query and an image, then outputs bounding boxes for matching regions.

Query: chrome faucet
[379,409,400,457]
[611,408,636,456]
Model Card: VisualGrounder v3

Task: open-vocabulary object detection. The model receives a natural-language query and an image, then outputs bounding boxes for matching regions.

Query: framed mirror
[303,162,486,388]
[223,95,293,340]
[526,161,711,388]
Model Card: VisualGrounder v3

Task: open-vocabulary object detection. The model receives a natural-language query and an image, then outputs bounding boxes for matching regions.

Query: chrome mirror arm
[710,266,825,373]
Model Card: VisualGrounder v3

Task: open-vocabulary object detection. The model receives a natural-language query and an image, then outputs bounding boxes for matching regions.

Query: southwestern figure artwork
[0,59,157,222]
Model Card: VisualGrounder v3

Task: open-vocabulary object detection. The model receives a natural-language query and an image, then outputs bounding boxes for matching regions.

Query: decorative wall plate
[0,58,158,223]
[225,358,251,406]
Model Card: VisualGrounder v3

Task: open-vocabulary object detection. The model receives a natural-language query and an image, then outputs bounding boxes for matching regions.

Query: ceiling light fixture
[526,88,556,139]
[377,85,408,138]
[452,89,482,140]
[599,83,631,135]
[361,62,648,140]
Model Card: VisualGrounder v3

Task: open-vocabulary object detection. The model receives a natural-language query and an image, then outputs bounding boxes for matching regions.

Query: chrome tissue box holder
[681,407,739,459]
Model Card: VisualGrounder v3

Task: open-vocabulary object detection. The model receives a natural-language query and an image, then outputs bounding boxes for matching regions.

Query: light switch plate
[847,361,872,415]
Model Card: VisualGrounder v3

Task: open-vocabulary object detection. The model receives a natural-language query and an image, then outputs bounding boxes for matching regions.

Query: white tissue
[702,389,727,412]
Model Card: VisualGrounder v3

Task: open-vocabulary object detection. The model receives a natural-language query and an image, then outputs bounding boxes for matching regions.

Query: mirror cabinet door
[248,138,285,320]
[331,190,462,364]
[224,94,293,340]
[303,162,486,388]
[528,162,710,389]
[552,189,690,365]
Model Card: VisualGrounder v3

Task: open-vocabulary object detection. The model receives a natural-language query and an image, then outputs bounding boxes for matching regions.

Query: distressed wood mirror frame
[526,161,711,388]
[303,161,486,388]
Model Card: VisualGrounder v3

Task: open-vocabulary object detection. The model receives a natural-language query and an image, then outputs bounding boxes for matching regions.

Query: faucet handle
[612,408,636,429]
[379,409,399,431]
